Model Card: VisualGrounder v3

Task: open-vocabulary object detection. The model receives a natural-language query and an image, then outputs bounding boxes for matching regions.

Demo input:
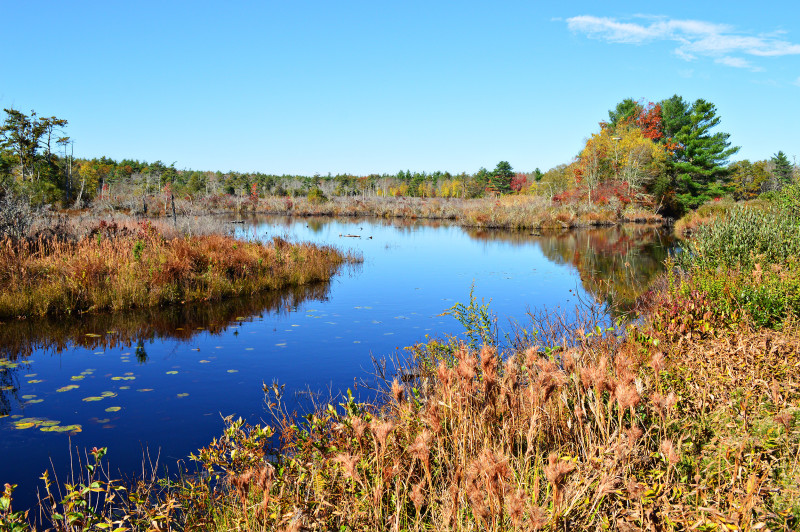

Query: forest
[2,95,797,223]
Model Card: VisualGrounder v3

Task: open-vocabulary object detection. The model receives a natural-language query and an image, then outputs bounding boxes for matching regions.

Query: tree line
[2,99,797,216]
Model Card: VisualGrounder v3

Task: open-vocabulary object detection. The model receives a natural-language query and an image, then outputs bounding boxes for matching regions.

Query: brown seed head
[410,481,425,513]
[391,378,404,405]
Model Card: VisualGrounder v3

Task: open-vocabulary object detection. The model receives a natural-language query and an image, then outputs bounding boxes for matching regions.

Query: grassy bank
[3,206,799,531]
[97,194,664,231]
[249,195,664,230]
[0,218,357,319]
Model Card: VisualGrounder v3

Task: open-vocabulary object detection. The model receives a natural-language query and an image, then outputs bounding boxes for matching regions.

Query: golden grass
[0,219,356,319]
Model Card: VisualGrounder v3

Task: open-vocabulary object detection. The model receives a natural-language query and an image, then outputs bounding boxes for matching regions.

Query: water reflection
[0,282,333,415]
[465,224,672,314]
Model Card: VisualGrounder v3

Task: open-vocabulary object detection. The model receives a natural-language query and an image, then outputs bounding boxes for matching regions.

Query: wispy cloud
[566,15,800,71]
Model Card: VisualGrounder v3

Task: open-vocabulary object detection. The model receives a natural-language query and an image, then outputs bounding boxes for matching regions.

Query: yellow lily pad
[82,396,104,402]
[57,385,80,392]
[105,406,121,412]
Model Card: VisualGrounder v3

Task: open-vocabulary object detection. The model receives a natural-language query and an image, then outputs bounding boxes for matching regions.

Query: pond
[0,217,674,510]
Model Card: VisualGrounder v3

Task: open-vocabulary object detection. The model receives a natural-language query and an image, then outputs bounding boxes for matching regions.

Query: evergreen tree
[669,99,739,211]
[772,151,793,187]
[487,161,514,194]
[607,98,640,130]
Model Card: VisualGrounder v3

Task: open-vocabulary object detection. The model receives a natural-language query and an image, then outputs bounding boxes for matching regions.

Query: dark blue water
[0,217,672,511]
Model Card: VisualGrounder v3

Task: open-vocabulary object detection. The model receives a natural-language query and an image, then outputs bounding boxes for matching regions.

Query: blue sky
[2,1,798,175]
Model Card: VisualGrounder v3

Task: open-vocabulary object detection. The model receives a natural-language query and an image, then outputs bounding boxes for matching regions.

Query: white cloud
[566,15,800,70]
[714,56,763,72]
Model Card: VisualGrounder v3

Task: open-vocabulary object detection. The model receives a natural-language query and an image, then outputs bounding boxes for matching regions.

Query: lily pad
[199,360,210,363]
[57,385,80,392]
[27,379,44,384]
[94,418,111,424]
[136,388,154,392]
[82,396,104,402]
[25,399,44,404]
[100,391,117,398]
[21,394,37,400]
[14,422,35,430]
[176,393,189,398]
[24,373,37,378]
[105,406,121,412]
[166,371,178,375]
[227,369,238,373]
[71,375,85,381]
[85,333,102,338]
[119,386,131,390]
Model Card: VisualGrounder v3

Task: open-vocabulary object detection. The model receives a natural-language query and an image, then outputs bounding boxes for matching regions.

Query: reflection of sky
[0,219,666,510]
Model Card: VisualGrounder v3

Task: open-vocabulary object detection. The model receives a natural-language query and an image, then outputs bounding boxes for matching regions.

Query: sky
[2,1,798,176]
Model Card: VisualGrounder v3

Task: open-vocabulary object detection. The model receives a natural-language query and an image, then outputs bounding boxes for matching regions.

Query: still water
[0,217,673,509]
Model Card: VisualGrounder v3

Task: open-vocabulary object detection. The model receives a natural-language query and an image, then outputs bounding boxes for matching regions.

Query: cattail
[409,480,425,514]
[391,378,404,405]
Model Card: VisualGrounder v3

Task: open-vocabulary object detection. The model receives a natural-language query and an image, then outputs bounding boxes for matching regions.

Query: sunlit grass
[0,219,358,319]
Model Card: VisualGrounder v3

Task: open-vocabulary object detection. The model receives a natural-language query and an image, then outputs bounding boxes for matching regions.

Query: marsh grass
[0,219,357,319]
[248,196,661,231]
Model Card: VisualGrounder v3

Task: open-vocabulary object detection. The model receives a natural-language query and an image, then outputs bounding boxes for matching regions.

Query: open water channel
[0,216,674,510]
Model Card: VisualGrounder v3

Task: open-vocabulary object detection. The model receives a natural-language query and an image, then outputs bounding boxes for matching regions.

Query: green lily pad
[199,360,210,363]
[94,418,111,424]
[38,420,59,426]
[166,371,178,375]
[21,395,36,400]
[137,388,154,392]
[100,391,117,398]
[24,373,37,378]
[105,406,121,412]
[176,393,189,398]
[25,399,44,404]
[71,375,85,381]
[82,396,104,402]
[57,385,80,392]
[119,386,130,390]
[14,422,35,429]
[28,379,44,383]
[227,369,238,373]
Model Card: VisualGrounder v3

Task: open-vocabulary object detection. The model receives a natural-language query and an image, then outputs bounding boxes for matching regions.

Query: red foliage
[552,180,634,206]
[510,173,527,192]
[635,102,663,141]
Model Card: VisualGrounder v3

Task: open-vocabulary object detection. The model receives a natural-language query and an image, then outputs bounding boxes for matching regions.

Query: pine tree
[669,99,739,211]
[771,151,793,187]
